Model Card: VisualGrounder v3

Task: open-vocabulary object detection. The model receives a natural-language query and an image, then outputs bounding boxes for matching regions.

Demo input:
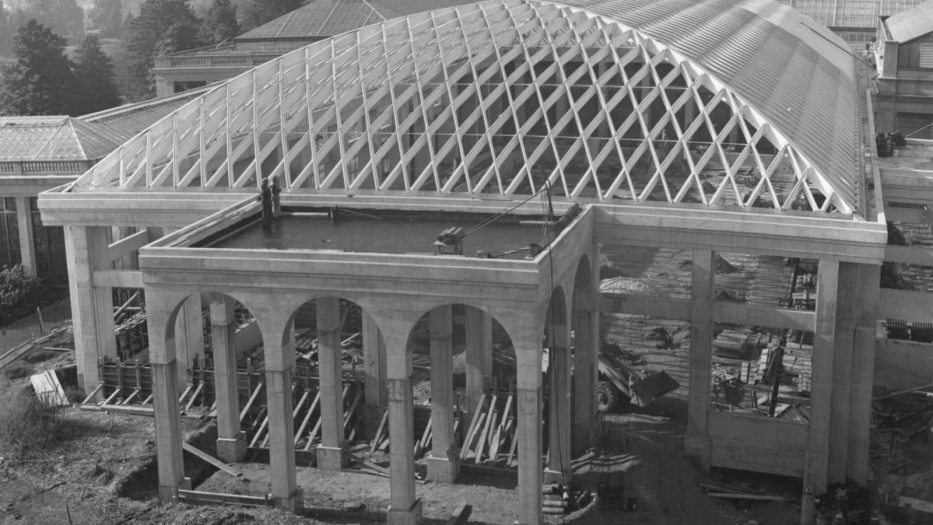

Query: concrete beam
[601,293,692,320]
[711,302,815,331]
[92,269,144,288]
[884,244,933,267]
[104,228,151,263]
[879,289,933,322]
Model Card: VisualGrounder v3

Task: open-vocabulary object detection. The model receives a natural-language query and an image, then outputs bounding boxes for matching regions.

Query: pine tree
[200,0,239,44]
[0,20,78,116]
[73,35,121,114]
[240,0,302,31]
[119,0,204,101]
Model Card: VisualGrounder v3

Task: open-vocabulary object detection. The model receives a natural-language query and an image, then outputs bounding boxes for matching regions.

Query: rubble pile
[872,392,933,522]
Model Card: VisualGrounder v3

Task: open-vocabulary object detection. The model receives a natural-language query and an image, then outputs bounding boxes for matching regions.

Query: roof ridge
[67,118,89,160]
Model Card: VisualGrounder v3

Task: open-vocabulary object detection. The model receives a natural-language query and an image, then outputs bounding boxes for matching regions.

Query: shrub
[3,363,33,380]
[0,388,63,457]
[0,264,42,326]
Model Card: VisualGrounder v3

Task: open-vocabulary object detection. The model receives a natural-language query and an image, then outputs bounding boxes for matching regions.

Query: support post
[464,308,492,428]
[546,316,571,483]
[383,326,420,525]
[316,297,348,470]
[847,264,881,483]
[427,305,458,483]
[571,248,599,457]
[516,330,543,525]
[174,294,204,391]
[685,249,714,469]
[265,317,301,512]
[148,296,189,501]
[808,259,840,495]
[828,263,859,484]
[64,226,117,393]
[211,295,246,462]
[362,312,387,439]
[14,196,35,273]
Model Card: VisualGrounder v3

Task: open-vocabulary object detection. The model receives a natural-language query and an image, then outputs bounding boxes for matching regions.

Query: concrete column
[464,307,493,428]
[264,318,302,512]
[14,196,35,273]
[384,328,420,525]
[211,295,246,462]
[516,335,543,525]
[316,297,348,470]
[148,298,189,501]
[362,312,387,439]
[828,263,859,484]
[847,264,881,483]
[685,249,714,469]
[64,226,117,393]
[571,253,599,457]
[427,305,458,483]
[546,319,571,482]
[808,259,840,495]
[174,294,204,390]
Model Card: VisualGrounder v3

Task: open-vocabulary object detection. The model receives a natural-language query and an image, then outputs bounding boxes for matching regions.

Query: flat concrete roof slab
[202,209,546,259]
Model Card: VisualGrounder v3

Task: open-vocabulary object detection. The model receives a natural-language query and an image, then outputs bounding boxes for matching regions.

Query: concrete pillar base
[273,489,304,513]
[684,435,712,472]
[216,433,248,463]
[316,444,348,470]
[426,455,460,483]
[387,498,423,525]
[158,477,191,502]
[543,468,571,484]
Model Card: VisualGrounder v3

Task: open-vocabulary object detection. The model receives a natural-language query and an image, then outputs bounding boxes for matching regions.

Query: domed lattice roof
[74,0,860,214]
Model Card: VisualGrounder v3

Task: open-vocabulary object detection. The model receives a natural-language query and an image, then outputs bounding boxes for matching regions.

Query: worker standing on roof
[260,179,273,224]
[271,177,282,219]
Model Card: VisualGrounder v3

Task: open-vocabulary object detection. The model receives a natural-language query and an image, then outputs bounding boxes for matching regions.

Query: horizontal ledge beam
[93,269,144,289]
[879,288,933,322]
[885,205,932,224]
[885,244,933,267]
[600,293,691,320]
[711,302,815,331]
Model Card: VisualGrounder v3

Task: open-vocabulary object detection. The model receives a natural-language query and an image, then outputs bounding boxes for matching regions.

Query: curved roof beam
[74,0,857,215]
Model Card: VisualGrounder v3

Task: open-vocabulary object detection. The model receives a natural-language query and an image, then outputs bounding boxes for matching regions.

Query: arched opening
[199,293,262,464]
[400,304,518,485]
[280,297,381,470]
[544,286,571,480]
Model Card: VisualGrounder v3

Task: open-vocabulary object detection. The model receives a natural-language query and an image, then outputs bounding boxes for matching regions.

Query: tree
[89,0,124,39]
[8,0,84,44]
[240,0,302,31]
[119,0,204,101]
[73,35,121,114]
[0,20,78,116]
[200,0,239,44]
[0,4,13,57]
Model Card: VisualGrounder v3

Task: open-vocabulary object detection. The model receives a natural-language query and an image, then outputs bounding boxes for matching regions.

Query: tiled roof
[0,116,122,161]
[0,89,206,163]
[778,0,925,29]
[236,0,473,40]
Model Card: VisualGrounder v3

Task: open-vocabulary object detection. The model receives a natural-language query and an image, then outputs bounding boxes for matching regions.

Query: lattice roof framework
[71,0,862,215]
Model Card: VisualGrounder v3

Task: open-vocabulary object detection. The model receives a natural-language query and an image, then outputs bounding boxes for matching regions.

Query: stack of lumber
[459,393,517,468]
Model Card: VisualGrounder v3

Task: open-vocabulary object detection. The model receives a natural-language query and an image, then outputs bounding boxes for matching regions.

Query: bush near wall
[0,264,42,326]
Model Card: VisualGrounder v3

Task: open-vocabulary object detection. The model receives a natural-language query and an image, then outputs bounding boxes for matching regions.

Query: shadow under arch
[544,284,572,475]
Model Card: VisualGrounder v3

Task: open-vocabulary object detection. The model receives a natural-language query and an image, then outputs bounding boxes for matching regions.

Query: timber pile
[459,393,518,468]
[542,483,592,515]
[0,324,72,371]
